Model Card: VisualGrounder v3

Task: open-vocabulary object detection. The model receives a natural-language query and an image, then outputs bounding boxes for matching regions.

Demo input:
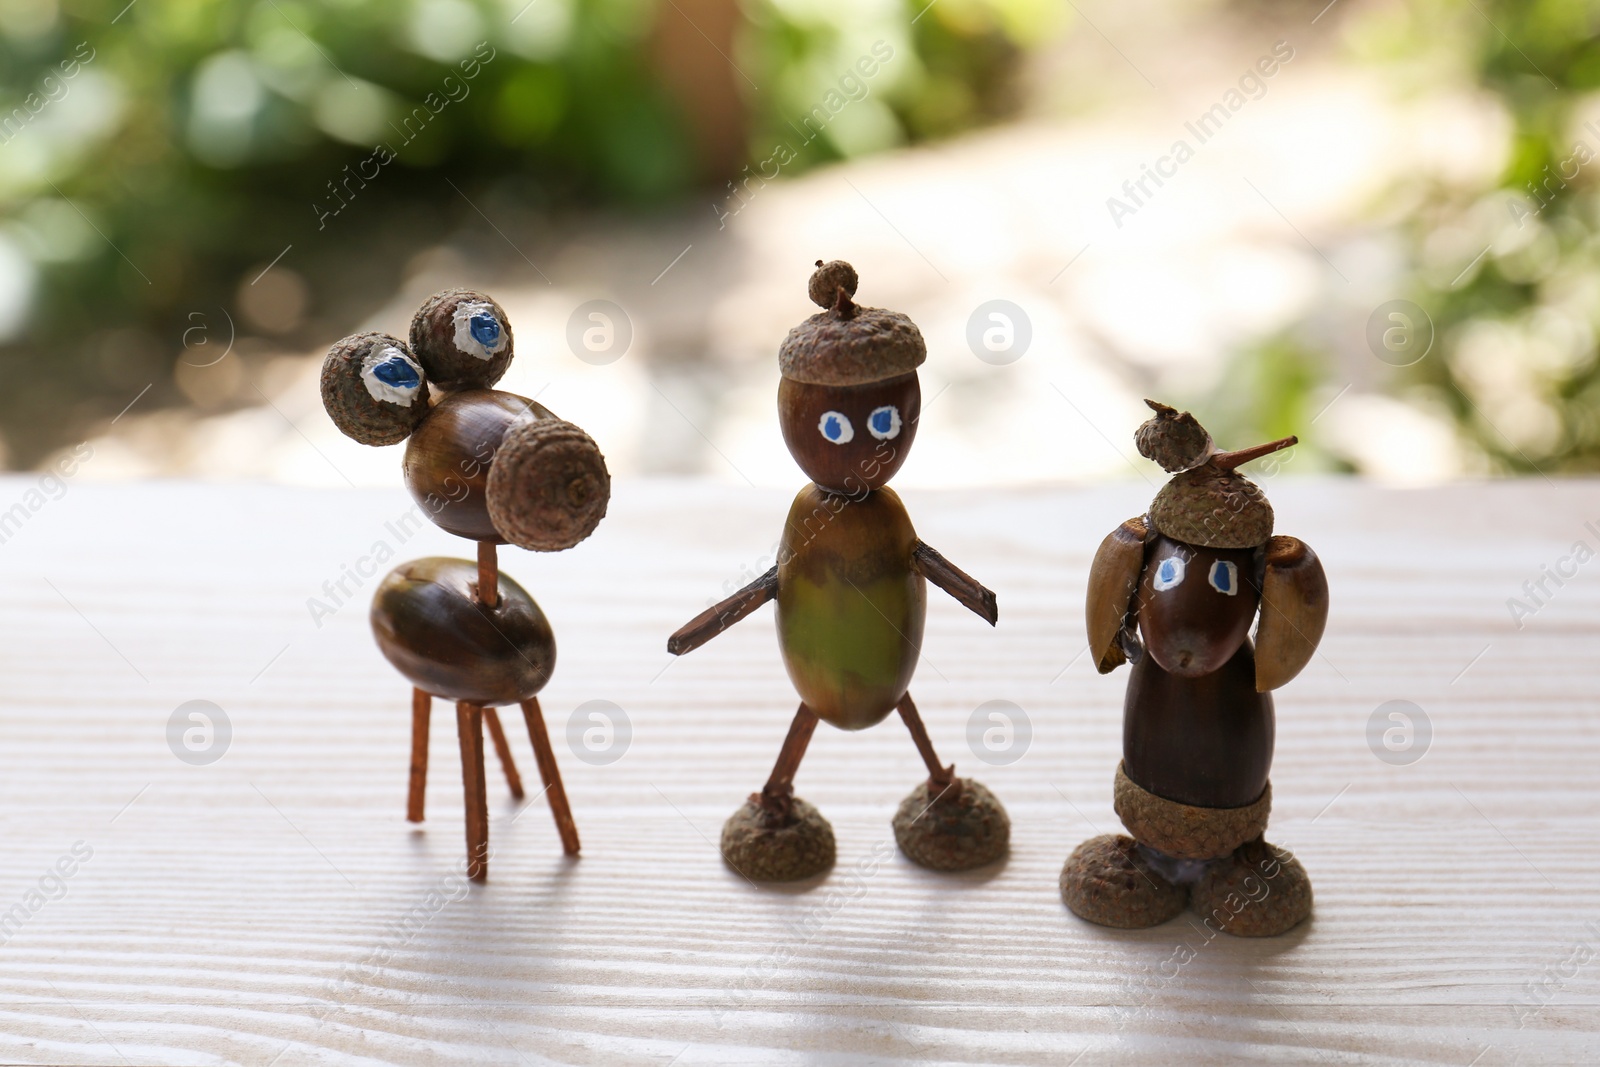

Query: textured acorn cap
[1148,464,1275,550]
[1190,838,1312,937]
[410,288,514,391]
[1136,399,1214,473]
[1114,761,1270,861]
[892,778,1009,872]
[321,332,430,446]
[1060,834,1187,929]
[721,796,835,881]
[485,417,610,551]
[778,260,926,386]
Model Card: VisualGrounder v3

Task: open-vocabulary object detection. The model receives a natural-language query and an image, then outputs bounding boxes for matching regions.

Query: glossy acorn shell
[1123,641,1274,809]
[370,557,555,706]
[776,483,924,730]
[402,389,554,543]
[778,373,920,494]
[1135,533,1261,678]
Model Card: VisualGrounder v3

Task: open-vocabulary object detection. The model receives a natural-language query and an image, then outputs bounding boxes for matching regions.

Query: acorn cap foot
[1061,834,1187,929]
[720,796,835,882]
[1189,838,1311,937]
[893,777,1009,872]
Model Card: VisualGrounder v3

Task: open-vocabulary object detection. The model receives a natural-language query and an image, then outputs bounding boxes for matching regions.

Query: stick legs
[408,689,430,823]
[456,702,489,881]
[521,698,580,856]
[483,707,524,799]
[756,704,820,825]
[897,692,958,797]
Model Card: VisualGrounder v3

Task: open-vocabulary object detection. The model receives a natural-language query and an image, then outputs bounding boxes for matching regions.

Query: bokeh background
[0,0,1591,487]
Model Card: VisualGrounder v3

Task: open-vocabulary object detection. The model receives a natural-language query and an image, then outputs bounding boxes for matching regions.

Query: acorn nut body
[371,557,555,706]
[402,389,554,543]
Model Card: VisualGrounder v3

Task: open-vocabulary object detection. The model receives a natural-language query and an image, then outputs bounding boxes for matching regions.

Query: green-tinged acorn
[321,332,430,446]
[410,288,514,391]
[486,417,611,551]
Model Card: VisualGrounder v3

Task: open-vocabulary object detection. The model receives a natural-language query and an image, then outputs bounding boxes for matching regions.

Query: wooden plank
[0,477,1592,1064]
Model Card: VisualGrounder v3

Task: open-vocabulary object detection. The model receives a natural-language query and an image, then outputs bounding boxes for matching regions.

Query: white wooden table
[0,476,1593,1066]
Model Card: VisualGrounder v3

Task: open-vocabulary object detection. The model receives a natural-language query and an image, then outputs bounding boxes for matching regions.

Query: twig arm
[911,541,998,626]
[667,565,779,655]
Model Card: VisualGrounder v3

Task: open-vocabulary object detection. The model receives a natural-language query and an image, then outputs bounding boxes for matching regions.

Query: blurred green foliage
[0,0,1054,467]
[1358,0,1600,474]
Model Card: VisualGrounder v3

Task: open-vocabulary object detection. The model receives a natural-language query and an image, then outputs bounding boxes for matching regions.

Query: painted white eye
[817,411,854,444]
[1152,555,1186,591]
[451,301,508,360]
[867,405,901,440]
[1209,560,1239,596]
[360,346,423,406]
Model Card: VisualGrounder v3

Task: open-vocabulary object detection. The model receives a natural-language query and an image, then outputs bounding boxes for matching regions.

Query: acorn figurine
[668,260,1010,881]
[321,290,610,881]
[1062,400,1326,936]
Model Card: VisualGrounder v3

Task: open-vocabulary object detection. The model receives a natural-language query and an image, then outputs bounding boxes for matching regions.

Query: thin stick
[667,566,778,655]
[483,706,524,799]
[476,540,499,609]
[754,704,820,825]
[520,697,580,856]
[896,692,956,790]
[407,688,431,823]
[456,702,489,881]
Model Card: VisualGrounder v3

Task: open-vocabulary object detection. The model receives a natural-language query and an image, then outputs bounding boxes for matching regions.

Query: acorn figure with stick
[321,289,610,881]
[668,260,1010,881]
[1062,401,1326,935]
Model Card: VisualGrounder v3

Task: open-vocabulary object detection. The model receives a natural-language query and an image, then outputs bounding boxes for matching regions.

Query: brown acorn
[402,390,553,542]
[370,557,555,706]
[321,332,430,446]
[409,288,514,391]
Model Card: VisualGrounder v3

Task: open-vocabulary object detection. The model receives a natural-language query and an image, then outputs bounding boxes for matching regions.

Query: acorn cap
[321,332,431,446]
[1142,408,1297,550]
[486,417,610,551]
[778,260,926,386]
[1136,399,1214,473]
[409,288,514,391]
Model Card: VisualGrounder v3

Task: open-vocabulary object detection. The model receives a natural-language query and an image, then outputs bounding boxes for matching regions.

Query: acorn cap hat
[778,260,926,387]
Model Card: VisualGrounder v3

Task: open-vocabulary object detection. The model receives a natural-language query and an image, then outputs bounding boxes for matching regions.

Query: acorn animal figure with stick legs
[321,289,610,880]
[668,260,1010,881]
[1062,400,1326,935]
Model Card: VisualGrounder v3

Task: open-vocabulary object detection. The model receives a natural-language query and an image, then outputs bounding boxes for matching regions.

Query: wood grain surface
[0,475,1593,1066]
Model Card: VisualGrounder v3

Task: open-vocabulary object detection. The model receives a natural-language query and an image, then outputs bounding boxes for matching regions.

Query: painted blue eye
[469,313,500,347]
[1152,555,1186,591]
[817,410,854,445]
[371,355,420,388]
[867,405,901,441]
[1209,560,1239,596]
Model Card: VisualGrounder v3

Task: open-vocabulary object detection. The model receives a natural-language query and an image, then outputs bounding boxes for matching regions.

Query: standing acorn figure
[321,289,610,881]
[1061,400,1326,936]
[668,260,1010,881]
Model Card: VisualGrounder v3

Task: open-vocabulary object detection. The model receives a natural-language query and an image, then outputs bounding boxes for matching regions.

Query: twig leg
[896,692,959,798]
[408,689,430,823]
[483,707,525,799]
[456,702,489,881]
[756,704,820,826]
[520,698,581,856]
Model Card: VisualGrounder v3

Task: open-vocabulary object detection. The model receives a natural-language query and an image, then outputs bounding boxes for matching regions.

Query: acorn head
[321,332,430,446]
[1135,399,1214,473]
[409,288,514,391]
[778,260,925,388]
